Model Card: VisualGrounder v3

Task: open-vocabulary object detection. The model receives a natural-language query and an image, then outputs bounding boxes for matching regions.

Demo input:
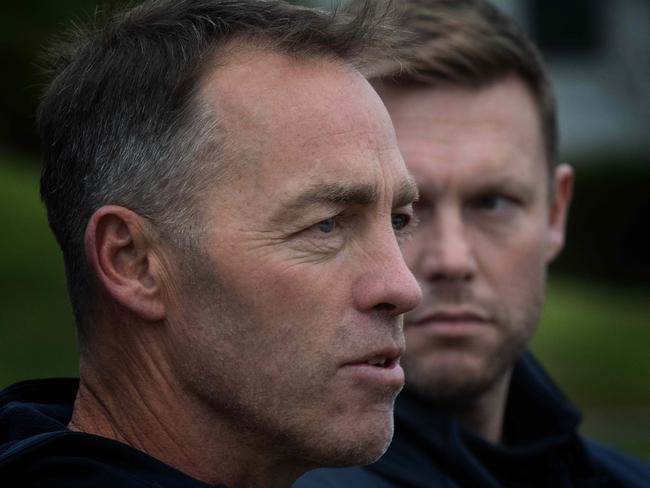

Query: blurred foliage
[0,0,319,156]
[0,155,78,381]
[0,1,124,155]
[1,153,649,460]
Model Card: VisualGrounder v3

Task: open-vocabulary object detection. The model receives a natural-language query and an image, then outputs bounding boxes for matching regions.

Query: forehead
[197,48,410,209]
[377,77,547,186]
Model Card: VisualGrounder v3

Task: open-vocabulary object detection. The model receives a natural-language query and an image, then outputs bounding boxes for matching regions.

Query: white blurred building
[492,0,650,162]
[308,0,650,162]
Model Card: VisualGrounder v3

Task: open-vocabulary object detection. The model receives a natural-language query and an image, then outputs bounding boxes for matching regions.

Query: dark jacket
[0,378,225,487]
[295,353,650,487]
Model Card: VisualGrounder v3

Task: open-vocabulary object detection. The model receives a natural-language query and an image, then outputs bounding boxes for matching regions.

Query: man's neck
[455,368,513,444]
[69,354,302,488]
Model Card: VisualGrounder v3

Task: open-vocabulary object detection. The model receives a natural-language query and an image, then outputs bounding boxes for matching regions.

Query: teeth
[367,357,387,367]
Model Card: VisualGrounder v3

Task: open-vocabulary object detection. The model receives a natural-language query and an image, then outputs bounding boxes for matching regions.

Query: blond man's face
[378,76,572,403]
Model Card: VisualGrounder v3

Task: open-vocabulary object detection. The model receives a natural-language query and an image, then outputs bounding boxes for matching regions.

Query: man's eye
[316,217,336,233]
[475,194,513,211]
[391,214,411,231]
[412,199,433,221]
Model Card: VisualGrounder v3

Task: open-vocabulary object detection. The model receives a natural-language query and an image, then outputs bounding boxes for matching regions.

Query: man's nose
[352,228,422,316]
[417,207,478,283]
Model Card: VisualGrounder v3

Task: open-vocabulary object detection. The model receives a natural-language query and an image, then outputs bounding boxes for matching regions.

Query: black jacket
[0,378,225,487]
[295,353,650,487]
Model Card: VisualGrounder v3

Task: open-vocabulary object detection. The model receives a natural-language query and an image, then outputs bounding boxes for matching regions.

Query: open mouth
[341,351,405,386]
[364,356,397,368]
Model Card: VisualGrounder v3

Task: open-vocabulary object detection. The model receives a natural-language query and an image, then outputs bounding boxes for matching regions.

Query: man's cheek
[266,261,345,306]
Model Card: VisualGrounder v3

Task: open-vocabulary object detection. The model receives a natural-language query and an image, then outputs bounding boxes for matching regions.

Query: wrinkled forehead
[376,77,548,184]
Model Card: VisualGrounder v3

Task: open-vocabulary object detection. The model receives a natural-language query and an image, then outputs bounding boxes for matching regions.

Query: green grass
[532,277,650,458]
[534,278,650,406]
[1,154,648,459]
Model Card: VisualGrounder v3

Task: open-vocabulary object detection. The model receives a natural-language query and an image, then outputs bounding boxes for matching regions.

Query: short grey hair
[38,0,401,327]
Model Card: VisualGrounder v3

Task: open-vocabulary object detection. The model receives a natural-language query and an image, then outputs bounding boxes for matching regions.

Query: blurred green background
[1,0,649,461]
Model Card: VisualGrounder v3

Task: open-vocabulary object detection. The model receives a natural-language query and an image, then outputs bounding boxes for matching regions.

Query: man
[0,1,423,486]
[296,0,650,486]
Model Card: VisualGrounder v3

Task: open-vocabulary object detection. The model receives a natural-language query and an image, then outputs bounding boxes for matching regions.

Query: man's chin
[407,380,491,410]
[308,413,394,467]
[403,354,506,407]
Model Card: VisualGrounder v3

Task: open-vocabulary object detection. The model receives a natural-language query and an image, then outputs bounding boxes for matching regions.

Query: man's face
[377,76,572,404]
[164,51,421,468]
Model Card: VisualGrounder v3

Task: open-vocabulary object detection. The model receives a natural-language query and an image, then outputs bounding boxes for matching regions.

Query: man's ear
[546,164,574,262]
[85,205,167,321]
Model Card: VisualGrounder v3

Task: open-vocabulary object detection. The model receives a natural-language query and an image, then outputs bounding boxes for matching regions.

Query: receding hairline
[189,39,377,188]
[196,36,365,104]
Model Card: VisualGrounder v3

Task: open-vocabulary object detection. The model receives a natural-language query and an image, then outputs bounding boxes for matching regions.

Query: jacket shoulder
[585,439,650,486]
[294,466,396,488]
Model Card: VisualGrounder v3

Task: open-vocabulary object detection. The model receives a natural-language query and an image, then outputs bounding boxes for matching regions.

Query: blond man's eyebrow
[394,175,419,208]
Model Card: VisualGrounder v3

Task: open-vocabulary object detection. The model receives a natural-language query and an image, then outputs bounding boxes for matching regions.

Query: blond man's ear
[546,164,574,262]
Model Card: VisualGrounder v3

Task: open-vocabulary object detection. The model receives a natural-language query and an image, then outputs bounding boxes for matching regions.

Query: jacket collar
[369,352,587,487]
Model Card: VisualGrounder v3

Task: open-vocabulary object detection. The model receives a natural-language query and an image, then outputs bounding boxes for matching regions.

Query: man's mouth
[340,347,405,387]
[406,306,491,337]
[365,356,395,368]
[407,306,489,326]
[350,346,403,368]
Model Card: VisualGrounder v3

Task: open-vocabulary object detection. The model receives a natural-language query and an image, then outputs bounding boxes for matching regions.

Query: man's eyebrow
[298,182,378,206]
[273,182,378,221]
[394,175,419,208]
[469,174,536,198]
[273,176,418,223]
